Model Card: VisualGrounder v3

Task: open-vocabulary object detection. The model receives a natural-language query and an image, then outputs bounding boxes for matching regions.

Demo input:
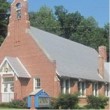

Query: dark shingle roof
[28,27,106,82]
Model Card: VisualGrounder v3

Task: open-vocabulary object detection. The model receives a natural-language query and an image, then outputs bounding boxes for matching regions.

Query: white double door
[2,83,14,102]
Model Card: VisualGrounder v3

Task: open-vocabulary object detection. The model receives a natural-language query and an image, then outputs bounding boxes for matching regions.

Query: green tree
[103,23,109,61]
[70,17,98,45]
[87,95,109,109]
[0,0,10,45]
[29,6,60,35]
[55,6,83,39]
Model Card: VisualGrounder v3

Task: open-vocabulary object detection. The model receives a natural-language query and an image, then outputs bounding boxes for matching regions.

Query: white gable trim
[0,57,31,78]
[16,57,31,78]
[0,57,19,77]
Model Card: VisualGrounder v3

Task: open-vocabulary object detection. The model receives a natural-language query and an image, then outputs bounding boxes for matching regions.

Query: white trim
[56,70,61,77]
[93,82,98,96]
[33,78,35,91]
[33,78,41,91]
[0,57,31,78]
[68,79,70,94]
[98,73,103,79]
[78,81,86,96]
[11,0,16,5]
[105,83,110,97]
[0,60,14,76]
[16,57,31,78]
[61,78,71,94]
[63,79,66,94]
[0,57,19,77]
[1,77,14,93]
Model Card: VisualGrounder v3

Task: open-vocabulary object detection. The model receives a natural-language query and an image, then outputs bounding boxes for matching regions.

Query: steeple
[7,0,30,45]
[9,0,30,27]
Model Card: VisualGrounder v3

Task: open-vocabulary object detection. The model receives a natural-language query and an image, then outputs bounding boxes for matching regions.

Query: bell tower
[7,0,30,46]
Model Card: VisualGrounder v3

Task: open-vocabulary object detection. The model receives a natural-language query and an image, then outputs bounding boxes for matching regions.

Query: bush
[0,103,10,108]
[8,99,27,108]
[0,100,27,109]
[87,95,109,109]
[51,93,79,109]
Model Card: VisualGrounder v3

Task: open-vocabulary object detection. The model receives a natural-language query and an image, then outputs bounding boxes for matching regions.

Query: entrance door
[2,77,14,102]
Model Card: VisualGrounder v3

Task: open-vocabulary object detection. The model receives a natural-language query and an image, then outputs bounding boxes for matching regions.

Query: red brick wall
[86,82,92,96]
[0,0,60,100]
[70,79,78,94]
[98,46,107,78]
[98,83,105,96]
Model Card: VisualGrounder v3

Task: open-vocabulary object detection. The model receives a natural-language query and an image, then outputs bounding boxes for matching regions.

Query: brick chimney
[98,46,107,78]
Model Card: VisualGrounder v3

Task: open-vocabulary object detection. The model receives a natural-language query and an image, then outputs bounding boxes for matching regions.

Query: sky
[8,0,109,27]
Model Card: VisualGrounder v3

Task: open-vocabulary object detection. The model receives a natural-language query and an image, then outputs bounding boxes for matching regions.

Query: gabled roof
[0,57,31,78]
[29,89,42,95]
[28,26,105,82]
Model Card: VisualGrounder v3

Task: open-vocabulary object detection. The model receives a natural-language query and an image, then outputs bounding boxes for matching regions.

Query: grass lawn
[0,108,28,110]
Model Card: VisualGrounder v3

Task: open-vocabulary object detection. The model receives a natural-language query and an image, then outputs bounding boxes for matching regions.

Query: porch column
[63,79,66,94]
[68,79,70,94]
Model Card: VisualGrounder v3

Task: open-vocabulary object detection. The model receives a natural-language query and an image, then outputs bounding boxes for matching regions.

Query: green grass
[0,108,28,110]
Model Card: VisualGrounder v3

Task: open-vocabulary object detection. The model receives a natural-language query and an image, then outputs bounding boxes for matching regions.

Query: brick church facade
[0,0,109,105]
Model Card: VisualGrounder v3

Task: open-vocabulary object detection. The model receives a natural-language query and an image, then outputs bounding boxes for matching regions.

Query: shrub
[87,95,109,109]
[51,93,79,109]
[0,103,10,108]
[8,99,27,108]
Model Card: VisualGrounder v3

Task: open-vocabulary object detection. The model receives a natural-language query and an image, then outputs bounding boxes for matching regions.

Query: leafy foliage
[29,6,60,35]
[8,99,27,108]
[86,95,109,109]
[51,94,79,109]
[0,0,10,45]
[0,99,27,109]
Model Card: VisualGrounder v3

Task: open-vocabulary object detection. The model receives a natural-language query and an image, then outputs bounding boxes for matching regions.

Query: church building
[0,0,109,105]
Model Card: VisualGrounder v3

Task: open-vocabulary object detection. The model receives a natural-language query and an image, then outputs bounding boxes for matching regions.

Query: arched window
[16,3,22,19]
[16,3,21,10]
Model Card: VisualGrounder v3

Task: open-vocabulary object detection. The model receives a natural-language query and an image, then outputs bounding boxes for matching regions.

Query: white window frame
[65,79,70,94]
[33,78,40,91]
[78,81,86,97]
[93,82,98,96]
[105,83,110,97]
[61,78,70,94]
[1,77,14,93]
